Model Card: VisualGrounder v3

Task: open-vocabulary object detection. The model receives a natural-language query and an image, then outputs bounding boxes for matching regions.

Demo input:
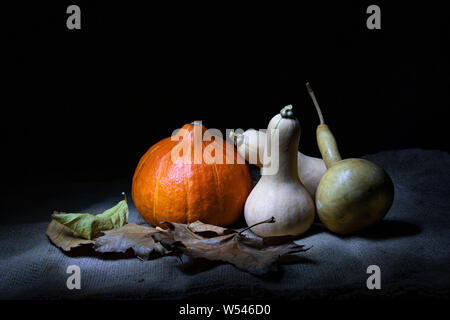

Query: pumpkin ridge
[211,160,223,225]
[183,125,197,224]
[206,138,226,224]
[132,123,253,227]
[153,150,172,225]
[184,160,191,224]
[132,140,164,186]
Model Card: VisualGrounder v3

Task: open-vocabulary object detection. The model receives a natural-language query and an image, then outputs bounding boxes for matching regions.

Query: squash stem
[306,82,342,168]
[280,105,295,119]
[238,217,275,235]
[306,82,325,125]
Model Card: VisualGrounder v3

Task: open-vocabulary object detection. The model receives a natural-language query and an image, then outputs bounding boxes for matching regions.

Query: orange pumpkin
[132,122,253,227]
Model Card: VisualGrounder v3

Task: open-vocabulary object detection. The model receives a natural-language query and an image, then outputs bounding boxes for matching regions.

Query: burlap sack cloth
[1,149,449,299]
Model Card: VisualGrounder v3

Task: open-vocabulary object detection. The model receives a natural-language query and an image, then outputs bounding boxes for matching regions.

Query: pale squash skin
[315,124,394,235]
[231,129,326,197]
[244,106,315,237]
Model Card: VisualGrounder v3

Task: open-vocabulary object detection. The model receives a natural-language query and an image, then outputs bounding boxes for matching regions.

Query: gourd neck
[306,82,342,168]
[317,124,342,168]
[229,131,244,146]
[262,109,300,179]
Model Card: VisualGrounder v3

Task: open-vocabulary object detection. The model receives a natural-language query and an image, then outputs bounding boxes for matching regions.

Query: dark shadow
[61,243,184,262]
[354,220,422,239]
[177,257,224,275]
[279,254,317,266]
[177,255,313,281]
[3,178,132,226]
[227,214,248,229]
[255,223,324,244]
[62,244,137,260]
[254,267,284,281]
[62,244,182,261]
[296,223,325,239]
[253,255,318,281]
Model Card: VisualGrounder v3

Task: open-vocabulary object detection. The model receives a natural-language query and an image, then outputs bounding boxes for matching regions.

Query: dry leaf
[94,223,169,259]
[51,198,128,240]
[46,216,310,275]
[162,221,309,275]
[187,221,236,238]
[46,220,95,251]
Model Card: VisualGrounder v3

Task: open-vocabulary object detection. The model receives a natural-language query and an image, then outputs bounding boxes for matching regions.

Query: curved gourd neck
[316,124,342,168]
[229,131,244,146]
[306,82,342,169]
[262,107,300,179]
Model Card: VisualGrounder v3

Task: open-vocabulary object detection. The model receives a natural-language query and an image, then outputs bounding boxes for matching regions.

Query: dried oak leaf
[186,221,236,238]
[161,221,309,275]
[46,219,95,251]
[47,212,310,275]
[94,223,170,259]
[51,198,128,240]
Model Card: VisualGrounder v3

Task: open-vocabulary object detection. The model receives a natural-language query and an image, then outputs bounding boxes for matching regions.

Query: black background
[4,2,449,195]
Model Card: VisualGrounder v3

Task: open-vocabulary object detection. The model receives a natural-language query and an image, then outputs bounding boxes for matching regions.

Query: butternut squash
[230,129,326,197]
[244,105,315,237]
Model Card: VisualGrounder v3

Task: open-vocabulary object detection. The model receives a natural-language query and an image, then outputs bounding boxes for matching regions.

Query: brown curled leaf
[46,216,311,275]
[94,223,170,259]
[46,219,95,251]
[162,221,309,275]
[186,221,237,238]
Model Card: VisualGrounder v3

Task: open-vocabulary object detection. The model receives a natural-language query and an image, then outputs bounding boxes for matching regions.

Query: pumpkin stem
[238,217,275,235]
[122,192,127,202]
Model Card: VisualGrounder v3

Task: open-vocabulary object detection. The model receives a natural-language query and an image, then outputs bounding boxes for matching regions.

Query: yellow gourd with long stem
[306,82,394,235]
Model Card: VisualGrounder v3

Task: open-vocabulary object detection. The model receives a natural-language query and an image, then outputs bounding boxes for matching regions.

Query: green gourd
[306,82,395,235]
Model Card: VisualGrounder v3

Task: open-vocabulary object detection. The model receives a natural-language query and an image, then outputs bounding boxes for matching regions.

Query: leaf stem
[238,217,275,235]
